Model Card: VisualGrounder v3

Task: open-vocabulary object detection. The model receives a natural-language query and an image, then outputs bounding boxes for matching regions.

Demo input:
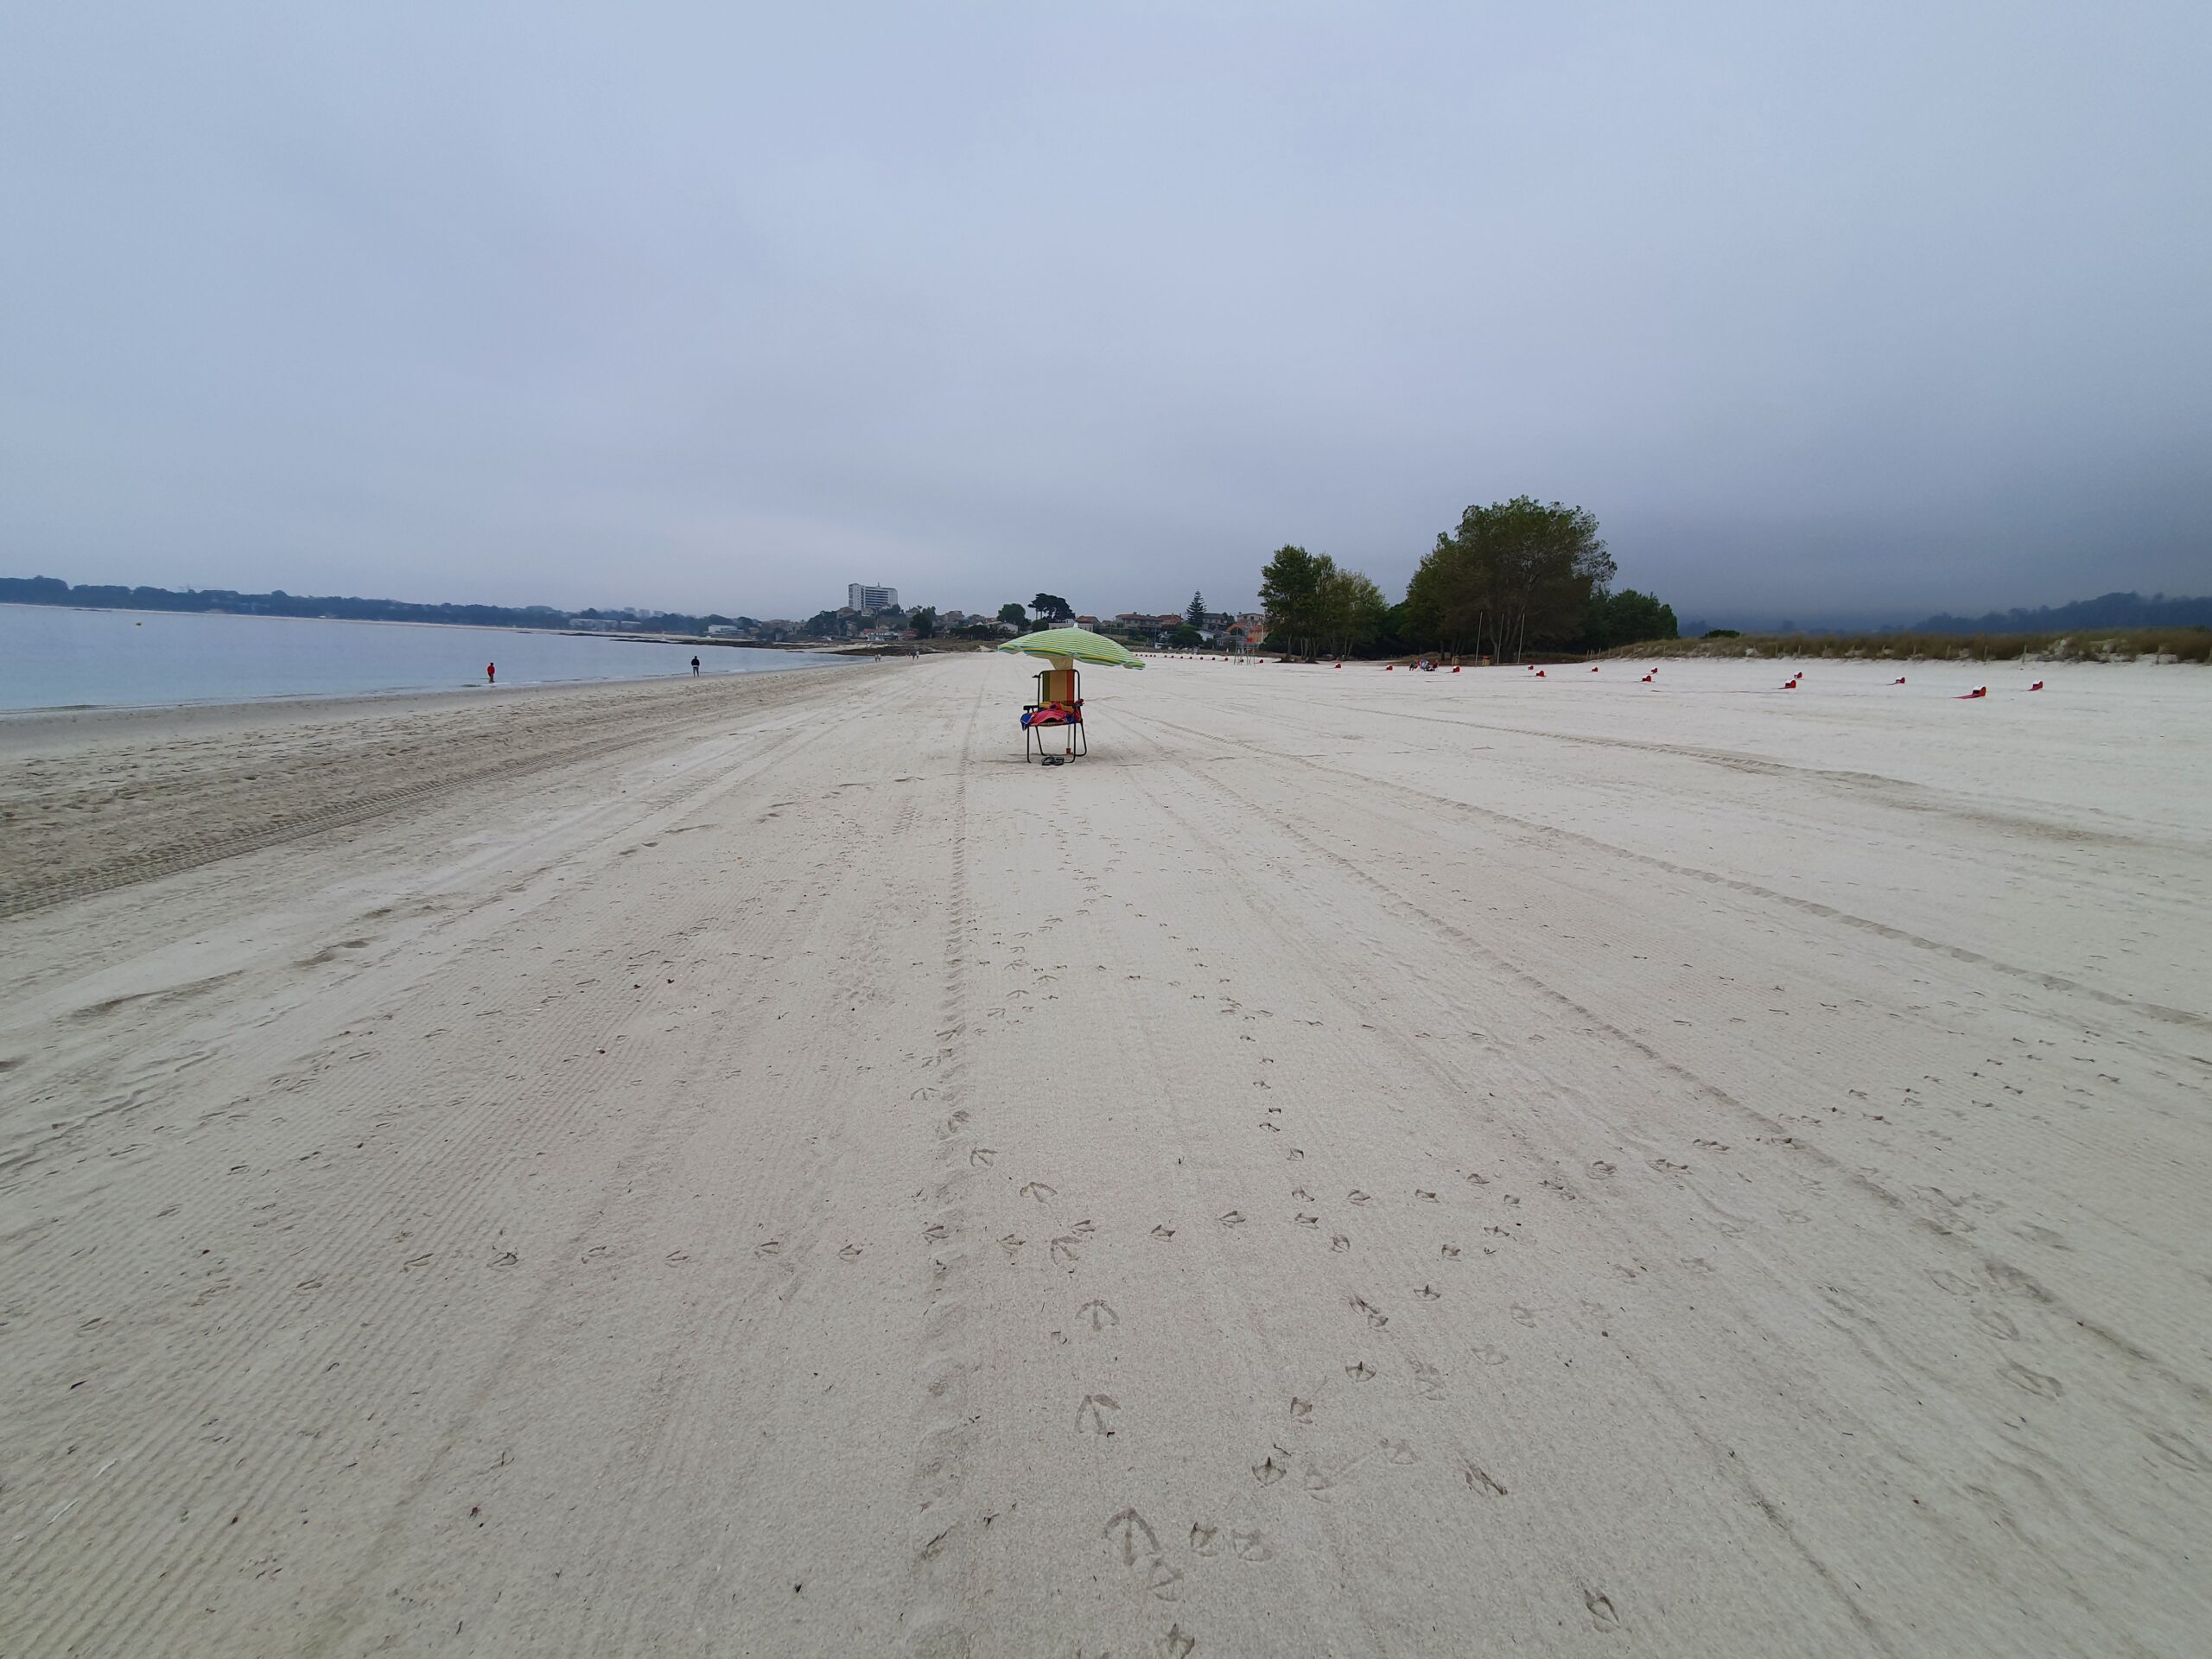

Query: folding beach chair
[1021,665,1085,762]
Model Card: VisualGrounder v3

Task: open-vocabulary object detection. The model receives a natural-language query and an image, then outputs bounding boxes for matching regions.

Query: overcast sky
[3,3,2206,625]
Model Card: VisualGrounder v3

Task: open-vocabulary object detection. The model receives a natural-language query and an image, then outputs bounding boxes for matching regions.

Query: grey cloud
[3,2,2207,623]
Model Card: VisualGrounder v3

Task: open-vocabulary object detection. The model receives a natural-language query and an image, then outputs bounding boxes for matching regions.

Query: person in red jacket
[486,662,496,685]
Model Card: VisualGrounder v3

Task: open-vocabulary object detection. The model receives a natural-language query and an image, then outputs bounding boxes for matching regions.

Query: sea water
[0,605,849,712]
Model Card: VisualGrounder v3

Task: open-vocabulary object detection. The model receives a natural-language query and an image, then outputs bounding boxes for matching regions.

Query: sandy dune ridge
[1,653,2207,1656]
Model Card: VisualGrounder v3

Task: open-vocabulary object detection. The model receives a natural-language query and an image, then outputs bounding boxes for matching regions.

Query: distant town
[723,584,1274,650]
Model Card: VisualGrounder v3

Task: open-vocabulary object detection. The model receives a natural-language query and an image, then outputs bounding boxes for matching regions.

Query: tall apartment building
[848,582,899,613]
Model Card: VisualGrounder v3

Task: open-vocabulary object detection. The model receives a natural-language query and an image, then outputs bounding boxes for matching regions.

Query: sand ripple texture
[1,653,2207,1657]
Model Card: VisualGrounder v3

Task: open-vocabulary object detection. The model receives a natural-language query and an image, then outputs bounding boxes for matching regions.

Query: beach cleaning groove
[0,668,883,922]
[3,698,880,1656]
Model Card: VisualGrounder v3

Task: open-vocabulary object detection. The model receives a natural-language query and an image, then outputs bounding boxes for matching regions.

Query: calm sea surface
[0,605,849,712]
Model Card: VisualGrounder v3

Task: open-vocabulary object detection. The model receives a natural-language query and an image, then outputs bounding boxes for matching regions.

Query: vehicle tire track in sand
[900,667,988,1658]
[1122,712,2212,1423]
[1114,733,1909,1648]
[1114,713,2192,1653]
[1123,706,2209,1034]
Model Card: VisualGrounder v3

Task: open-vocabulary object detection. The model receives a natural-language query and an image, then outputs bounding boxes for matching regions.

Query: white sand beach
[2,653,2208,1657]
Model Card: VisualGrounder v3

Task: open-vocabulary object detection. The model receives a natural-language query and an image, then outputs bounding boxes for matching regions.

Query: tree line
[1259,498,1676,661]
[0,574,773,639]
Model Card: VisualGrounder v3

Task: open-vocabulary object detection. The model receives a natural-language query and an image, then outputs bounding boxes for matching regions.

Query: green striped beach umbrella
[995,626,1147,670]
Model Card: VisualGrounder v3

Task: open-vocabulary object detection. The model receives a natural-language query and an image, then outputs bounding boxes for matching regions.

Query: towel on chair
[1022,702,1080,728]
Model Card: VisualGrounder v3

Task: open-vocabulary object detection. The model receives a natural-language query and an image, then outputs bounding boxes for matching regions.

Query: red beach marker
[1959,685,1987,699]
[2030,680,2044,690]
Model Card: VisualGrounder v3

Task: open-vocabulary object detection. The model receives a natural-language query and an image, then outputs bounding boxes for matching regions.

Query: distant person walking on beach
[691,656,701,676]
[486,662,495,685]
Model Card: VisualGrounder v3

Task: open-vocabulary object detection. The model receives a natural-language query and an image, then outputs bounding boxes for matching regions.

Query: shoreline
[0,655,868,760]
[0,657,898,912]
[0,601,853,723]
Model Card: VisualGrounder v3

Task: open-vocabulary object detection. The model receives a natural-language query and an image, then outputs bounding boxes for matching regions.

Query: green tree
[997,601,1027,628]
[1406,498,1613,662]
[1169,624,1202,649]
[1259,545,1327,658]
[1582,588,1677,651]
[1186,592,1207,628]
[1320,568,1388,655]
[1031,593,1074,623]
[1260,545,1390,658]
[910,606,938,639]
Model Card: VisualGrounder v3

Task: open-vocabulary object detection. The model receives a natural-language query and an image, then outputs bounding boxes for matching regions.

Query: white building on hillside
[848,582,899,613]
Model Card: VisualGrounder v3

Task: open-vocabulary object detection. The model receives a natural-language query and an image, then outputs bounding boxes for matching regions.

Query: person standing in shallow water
[691,656,700,676]
[486,662,495,685]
